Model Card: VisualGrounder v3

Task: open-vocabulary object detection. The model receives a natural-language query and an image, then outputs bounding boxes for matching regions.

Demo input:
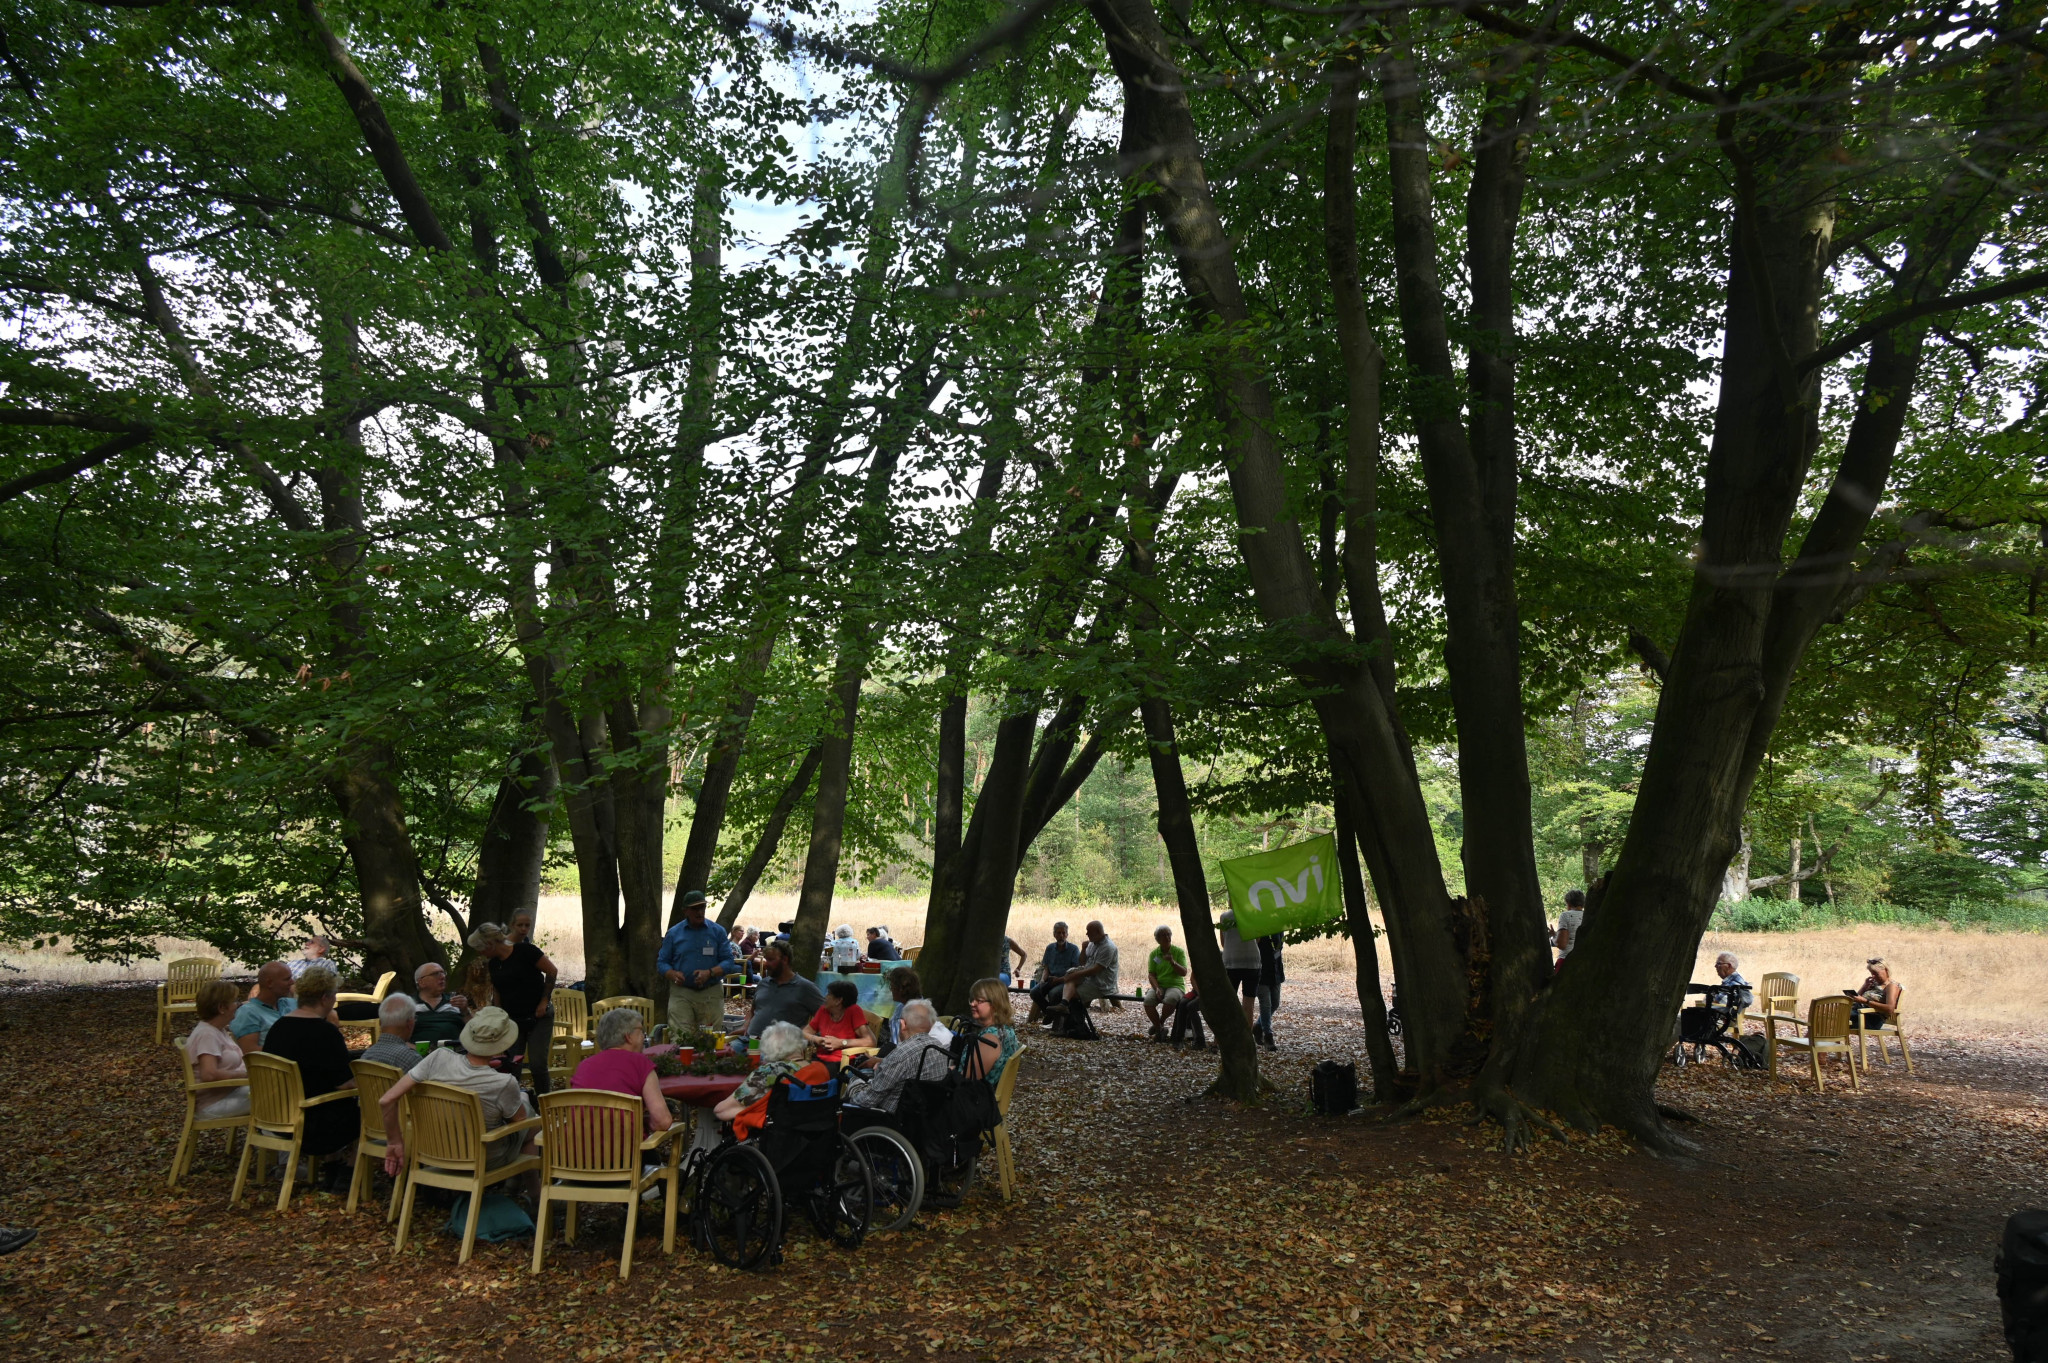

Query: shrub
[1884,850,2007,913]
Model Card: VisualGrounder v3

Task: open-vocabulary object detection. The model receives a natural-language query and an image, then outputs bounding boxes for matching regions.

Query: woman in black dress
[261,966,361,1190]
[468,922,557,1094]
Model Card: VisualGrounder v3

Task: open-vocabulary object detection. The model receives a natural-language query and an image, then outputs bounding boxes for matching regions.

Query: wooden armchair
[168,1035,248,1188]
[336,971,398,1042]
[530,1090,681,1280]
[1853,993,1914,1075]
[992,1045,1028,1203]
[155,958,223,1044]
[393,1081,541,1265]
[551,988,590,1042]
[231,1053,360,1211]
[1770,996,1859,1093]
[592,995,657,1037]
[346,1059,407,1220]
[1741,971,1801,1068]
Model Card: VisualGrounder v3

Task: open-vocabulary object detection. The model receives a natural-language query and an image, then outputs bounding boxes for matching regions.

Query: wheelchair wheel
[848,1124,923,1232]
[806,1133,874,1249]
[691,1141,783,1270]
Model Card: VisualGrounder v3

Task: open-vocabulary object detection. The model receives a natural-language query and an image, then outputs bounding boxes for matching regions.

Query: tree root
[1655,1102,1700,1124]
[1369,1082,1467,1125]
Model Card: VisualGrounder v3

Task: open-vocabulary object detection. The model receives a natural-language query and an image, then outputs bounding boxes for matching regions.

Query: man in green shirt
[1143,925,1190,1042]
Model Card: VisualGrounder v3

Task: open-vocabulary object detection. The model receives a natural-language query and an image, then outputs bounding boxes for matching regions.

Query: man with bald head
[230,961,295,1055]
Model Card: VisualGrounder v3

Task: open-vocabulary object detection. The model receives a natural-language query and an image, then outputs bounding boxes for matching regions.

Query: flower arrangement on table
[652,1048,751,1078]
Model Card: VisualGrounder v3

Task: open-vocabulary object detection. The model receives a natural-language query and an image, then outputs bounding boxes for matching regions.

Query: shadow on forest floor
[0,979,2033,1361]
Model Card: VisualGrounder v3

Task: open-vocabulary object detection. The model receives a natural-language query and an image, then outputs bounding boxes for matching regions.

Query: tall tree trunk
[1091,0,1472,1090]
[718,742,824,926]
[1141,693,1264,1099]
[1332,771,1401,1100]
[788,669,862,981]
[1381,28,1551,1092]
[1494,41,2012,1145]
[470,725,556,928]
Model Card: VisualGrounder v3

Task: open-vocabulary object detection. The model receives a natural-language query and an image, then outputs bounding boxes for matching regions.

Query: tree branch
[1627,626,1670,681]
[0,429,152,506]
[1800,268,2048,375]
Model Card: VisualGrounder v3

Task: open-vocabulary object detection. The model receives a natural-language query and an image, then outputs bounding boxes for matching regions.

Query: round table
[660,1073,747,1155]
[658,1074,746,1105]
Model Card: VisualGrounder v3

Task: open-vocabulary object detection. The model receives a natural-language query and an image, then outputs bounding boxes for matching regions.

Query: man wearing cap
[379,1006,537,1176]
[659,889,736,1034]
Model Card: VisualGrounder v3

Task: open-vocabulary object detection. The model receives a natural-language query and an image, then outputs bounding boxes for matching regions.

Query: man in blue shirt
[659,890,735,1033]
[230,961,295,1054]
[1026,921,1083,1026]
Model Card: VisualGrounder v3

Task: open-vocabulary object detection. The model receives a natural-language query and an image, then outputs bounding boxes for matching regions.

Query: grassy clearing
[1710,896,2048,933]
[13,890,2040,1040]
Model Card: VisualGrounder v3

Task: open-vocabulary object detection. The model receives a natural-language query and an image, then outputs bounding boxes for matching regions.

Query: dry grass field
[8,890,2041,1040]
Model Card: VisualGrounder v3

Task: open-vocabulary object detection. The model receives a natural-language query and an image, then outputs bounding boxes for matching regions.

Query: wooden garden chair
[168,1035,248,1188]
[1852,994,1914,1075]
[230,1053,359,1211]
[530,1090,681,1280]
[1770,996,1859,1093]
[393,1081,541,1265]
[592,995,656,1036]
[155,958,222,1044]
[552,988,589,1042]
[336,971,398,1043]
[1741,972,1801,1069]
[346,1059,407,1219]
[993,1045,1028,1203]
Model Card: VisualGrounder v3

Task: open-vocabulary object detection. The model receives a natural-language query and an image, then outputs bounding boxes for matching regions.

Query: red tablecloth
[659,1074,746,1107]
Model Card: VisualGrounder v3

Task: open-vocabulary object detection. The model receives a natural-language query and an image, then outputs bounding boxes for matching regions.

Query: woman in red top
[802,980,876,1055]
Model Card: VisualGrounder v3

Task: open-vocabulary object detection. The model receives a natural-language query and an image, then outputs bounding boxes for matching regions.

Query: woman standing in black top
[469,922,557,1094]
[262,966,361,1189]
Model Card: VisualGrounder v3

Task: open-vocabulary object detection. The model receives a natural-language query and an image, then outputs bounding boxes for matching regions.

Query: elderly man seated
[1711,952,1755,1016]
[359,994,422,1072]
[847,1000,948,1115]
[410,962,466,1043]
[380,1007,538,1189]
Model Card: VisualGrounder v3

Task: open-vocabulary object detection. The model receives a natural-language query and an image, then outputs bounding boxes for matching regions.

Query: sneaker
[0,1228,34,1256]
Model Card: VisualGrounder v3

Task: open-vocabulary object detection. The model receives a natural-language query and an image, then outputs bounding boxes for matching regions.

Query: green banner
[1219,834,1343,936]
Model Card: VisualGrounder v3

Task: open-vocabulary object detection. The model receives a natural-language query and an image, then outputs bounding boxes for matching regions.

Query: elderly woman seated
[569,1006,675,1134]
[846,1000,948,1115]
[261,967,362,1191]
[186,978,252,1118]
[712,1022,827,1141]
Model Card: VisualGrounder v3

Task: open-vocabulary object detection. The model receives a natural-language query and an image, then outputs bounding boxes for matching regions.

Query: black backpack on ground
[1998,1210,2048,1361]
[1309,1060,1357,1116]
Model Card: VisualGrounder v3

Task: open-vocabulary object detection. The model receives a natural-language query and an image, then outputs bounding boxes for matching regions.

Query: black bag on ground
[1998,1210,2048,1362]
[1309,1061,1356,1116]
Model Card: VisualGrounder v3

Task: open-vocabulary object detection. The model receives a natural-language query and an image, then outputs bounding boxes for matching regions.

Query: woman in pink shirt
[186,979,250,1117]
[569,1006,675,1133]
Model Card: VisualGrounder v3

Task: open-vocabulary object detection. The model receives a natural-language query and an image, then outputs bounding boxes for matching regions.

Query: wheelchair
[687,1073,876,1270]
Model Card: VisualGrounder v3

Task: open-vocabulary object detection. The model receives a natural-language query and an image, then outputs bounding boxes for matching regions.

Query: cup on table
[415,1041,430,1057]
[679,1047,695,1066]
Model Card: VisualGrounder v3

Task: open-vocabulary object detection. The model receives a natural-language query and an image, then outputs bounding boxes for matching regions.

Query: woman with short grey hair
[714,1021,827,1135]
[568,1006,673,1133]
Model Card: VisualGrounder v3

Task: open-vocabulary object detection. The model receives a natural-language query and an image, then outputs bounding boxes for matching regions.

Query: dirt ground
[0,977,2037,1362]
